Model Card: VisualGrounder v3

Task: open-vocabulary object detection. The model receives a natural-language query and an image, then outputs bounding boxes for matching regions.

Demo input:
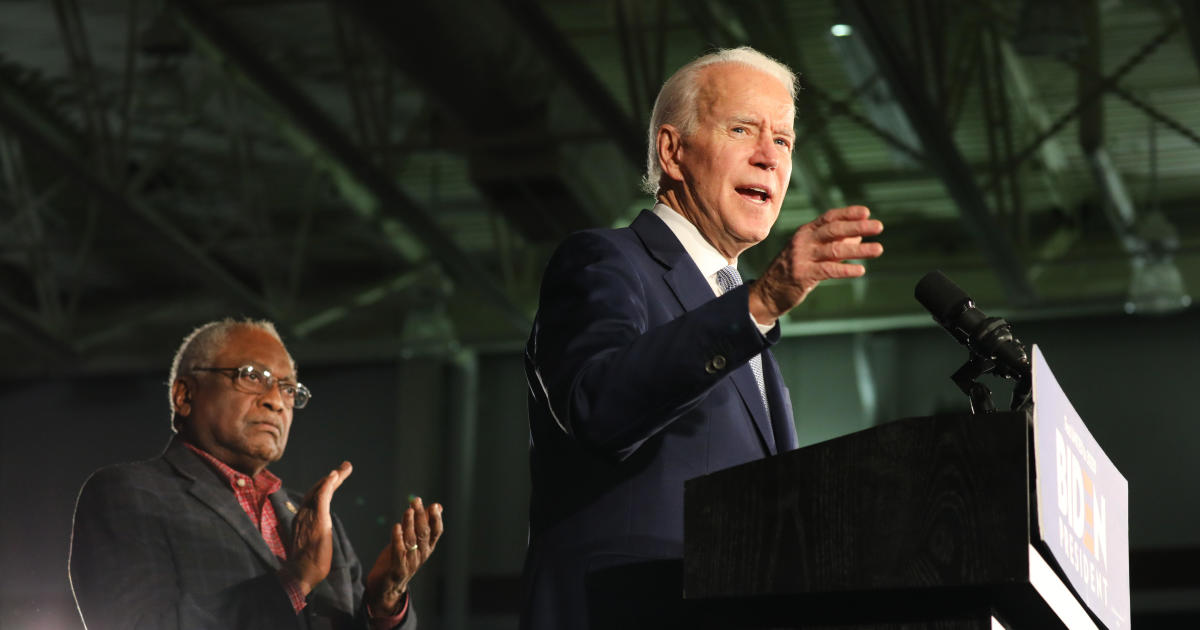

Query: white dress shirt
[651,203,775,335]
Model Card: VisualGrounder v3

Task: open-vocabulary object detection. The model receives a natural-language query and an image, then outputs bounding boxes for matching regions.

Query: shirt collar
[183,441,282,496]
[651,202,735,280]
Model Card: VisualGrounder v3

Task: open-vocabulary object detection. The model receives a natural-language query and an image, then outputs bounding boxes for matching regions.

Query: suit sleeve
[70,467,300,630]
[527,231,775,460]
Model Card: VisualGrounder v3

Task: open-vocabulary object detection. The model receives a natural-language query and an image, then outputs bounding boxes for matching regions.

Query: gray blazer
[69,438,415,630]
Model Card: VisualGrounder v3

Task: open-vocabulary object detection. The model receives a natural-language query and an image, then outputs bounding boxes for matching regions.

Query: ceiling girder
[169,0,530,334]
[981,21,1180,196]
[977,23,1024,238]
[0,287,78,359]
[1078,0,1104,154]
[613,0,667,124]
[0,70,284,327]
[1056,49,1200,150]
[1178,0,1200,81]
[337,0,602,242]
[51,0,119,178]
[796,80,928,167]
[843,0,1035,304]
[293,266,438,338]
[496,0,645,169]
[0,135,67,328]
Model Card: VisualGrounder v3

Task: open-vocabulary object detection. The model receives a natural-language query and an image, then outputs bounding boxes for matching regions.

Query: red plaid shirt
[183,443,409,626]
[183,443,305,611]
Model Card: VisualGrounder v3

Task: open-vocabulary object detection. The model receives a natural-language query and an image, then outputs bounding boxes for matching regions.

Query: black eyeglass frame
[191,365,312,409]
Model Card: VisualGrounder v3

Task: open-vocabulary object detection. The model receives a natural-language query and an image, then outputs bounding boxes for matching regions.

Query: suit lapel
[163,440,283,570]
[271,489,343,605]
[271,489,299,538]
[631,210,777,455]
[633,211,711,313]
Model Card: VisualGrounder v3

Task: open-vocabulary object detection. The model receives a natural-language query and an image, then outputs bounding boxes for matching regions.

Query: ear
[656,124,686,184]
[172,379,194,418]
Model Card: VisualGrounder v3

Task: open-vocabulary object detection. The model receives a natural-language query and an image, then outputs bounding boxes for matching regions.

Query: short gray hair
[641,46,798,195]
[167,317,292,430]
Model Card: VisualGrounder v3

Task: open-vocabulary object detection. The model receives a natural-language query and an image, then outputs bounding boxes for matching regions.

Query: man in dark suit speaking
[520,47,884,629]
[70,318,443,629]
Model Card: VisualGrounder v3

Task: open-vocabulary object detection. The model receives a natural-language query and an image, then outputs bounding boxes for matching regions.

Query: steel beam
[0,70,284,324]
[1178,0,1200,80]
[170,0,530,333]
[981,22,1180,195]
[0,285,78,359]
[843,0,1034,304]
[496,0,644,168]
[336,0,603,242]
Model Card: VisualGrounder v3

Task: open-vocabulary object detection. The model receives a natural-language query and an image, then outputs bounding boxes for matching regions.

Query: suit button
[705,355,727,374]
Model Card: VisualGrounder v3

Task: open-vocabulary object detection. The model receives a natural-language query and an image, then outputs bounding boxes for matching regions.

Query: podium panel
[684,411,1102,629]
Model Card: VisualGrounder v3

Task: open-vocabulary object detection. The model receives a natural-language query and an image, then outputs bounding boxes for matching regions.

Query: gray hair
[167,317,293,430]
[641,46,798,195]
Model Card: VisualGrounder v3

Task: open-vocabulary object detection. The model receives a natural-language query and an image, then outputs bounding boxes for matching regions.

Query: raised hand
[365,496,445,615]
[749,205,884,324]
[279,462,353,596]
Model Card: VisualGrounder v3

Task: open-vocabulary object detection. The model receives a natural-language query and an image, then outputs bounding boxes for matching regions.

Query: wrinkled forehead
[697,63,795,123]
[214,327,296,379]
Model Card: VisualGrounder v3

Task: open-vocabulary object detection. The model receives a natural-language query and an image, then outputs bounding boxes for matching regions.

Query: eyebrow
[731,115,794,138]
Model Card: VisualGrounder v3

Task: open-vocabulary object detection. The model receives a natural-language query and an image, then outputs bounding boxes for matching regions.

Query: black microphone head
[915,270,972,324]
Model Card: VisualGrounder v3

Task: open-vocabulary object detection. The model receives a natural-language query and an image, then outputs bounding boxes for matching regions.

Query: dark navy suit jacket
[521,210,798,629]
[69,438,415,630]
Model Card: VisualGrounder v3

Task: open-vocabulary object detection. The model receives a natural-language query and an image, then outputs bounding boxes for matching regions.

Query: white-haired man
[70,318,443,629]
[521,47,884,628]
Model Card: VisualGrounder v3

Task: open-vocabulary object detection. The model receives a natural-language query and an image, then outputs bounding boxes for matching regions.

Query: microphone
[914,271,1030,379]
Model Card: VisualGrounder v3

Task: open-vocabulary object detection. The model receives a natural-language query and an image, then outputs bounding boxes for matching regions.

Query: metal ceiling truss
[1178,0,1200,80]
[1055,49,1200,151]
[0,65,286,343]
[338,0,605,245]
[977,19,1025,244]
[169,0,530,334]
[980,20,1181,196]
[497,0,645,170]
[843,0,1035,304]
[0,130,78,358]
[328,7,399,169]
[51,0,120,179]
[793,78,929,168]
[613,0,669,130]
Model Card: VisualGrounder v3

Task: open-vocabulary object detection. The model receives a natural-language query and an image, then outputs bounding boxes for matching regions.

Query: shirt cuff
[367,591,409,630]
[280,574,307,613]
[750,310,776,336]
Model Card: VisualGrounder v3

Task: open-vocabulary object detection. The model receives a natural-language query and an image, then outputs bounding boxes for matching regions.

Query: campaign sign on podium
[1032,345,1130,630]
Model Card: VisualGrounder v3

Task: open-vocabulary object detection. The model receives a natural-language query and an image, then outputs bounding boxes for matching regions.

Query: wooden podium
[683,411,1106,629]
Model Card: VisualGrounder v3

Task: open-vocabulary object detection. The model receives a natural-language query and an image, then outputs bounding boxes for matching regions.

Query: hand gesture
[366,496,445,615]
[749,205,884,324]
[279,461,353,596]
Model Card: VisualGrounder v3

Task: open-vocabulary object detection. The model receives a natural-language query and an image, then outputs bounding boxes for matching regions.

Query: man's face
[667,63,794,259]
[175,327,295,475]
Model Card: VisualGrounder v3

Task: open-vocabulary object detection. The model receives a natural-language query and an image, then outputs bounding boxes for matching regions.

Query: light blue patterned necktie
[714,265,770,417]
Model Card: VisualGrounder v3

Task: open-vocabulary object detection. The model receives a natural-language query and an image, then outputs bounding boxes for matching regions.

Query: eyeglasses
[192,365,312,409]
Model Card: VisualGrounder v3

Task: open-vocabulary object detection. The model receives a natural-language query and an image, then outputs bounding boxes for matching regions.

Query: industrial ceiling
[2,0,1199,377]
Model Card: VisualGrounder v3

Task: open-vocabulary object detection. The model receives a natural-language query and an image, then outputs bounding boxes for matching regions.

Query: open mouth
[736,186,771,203]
